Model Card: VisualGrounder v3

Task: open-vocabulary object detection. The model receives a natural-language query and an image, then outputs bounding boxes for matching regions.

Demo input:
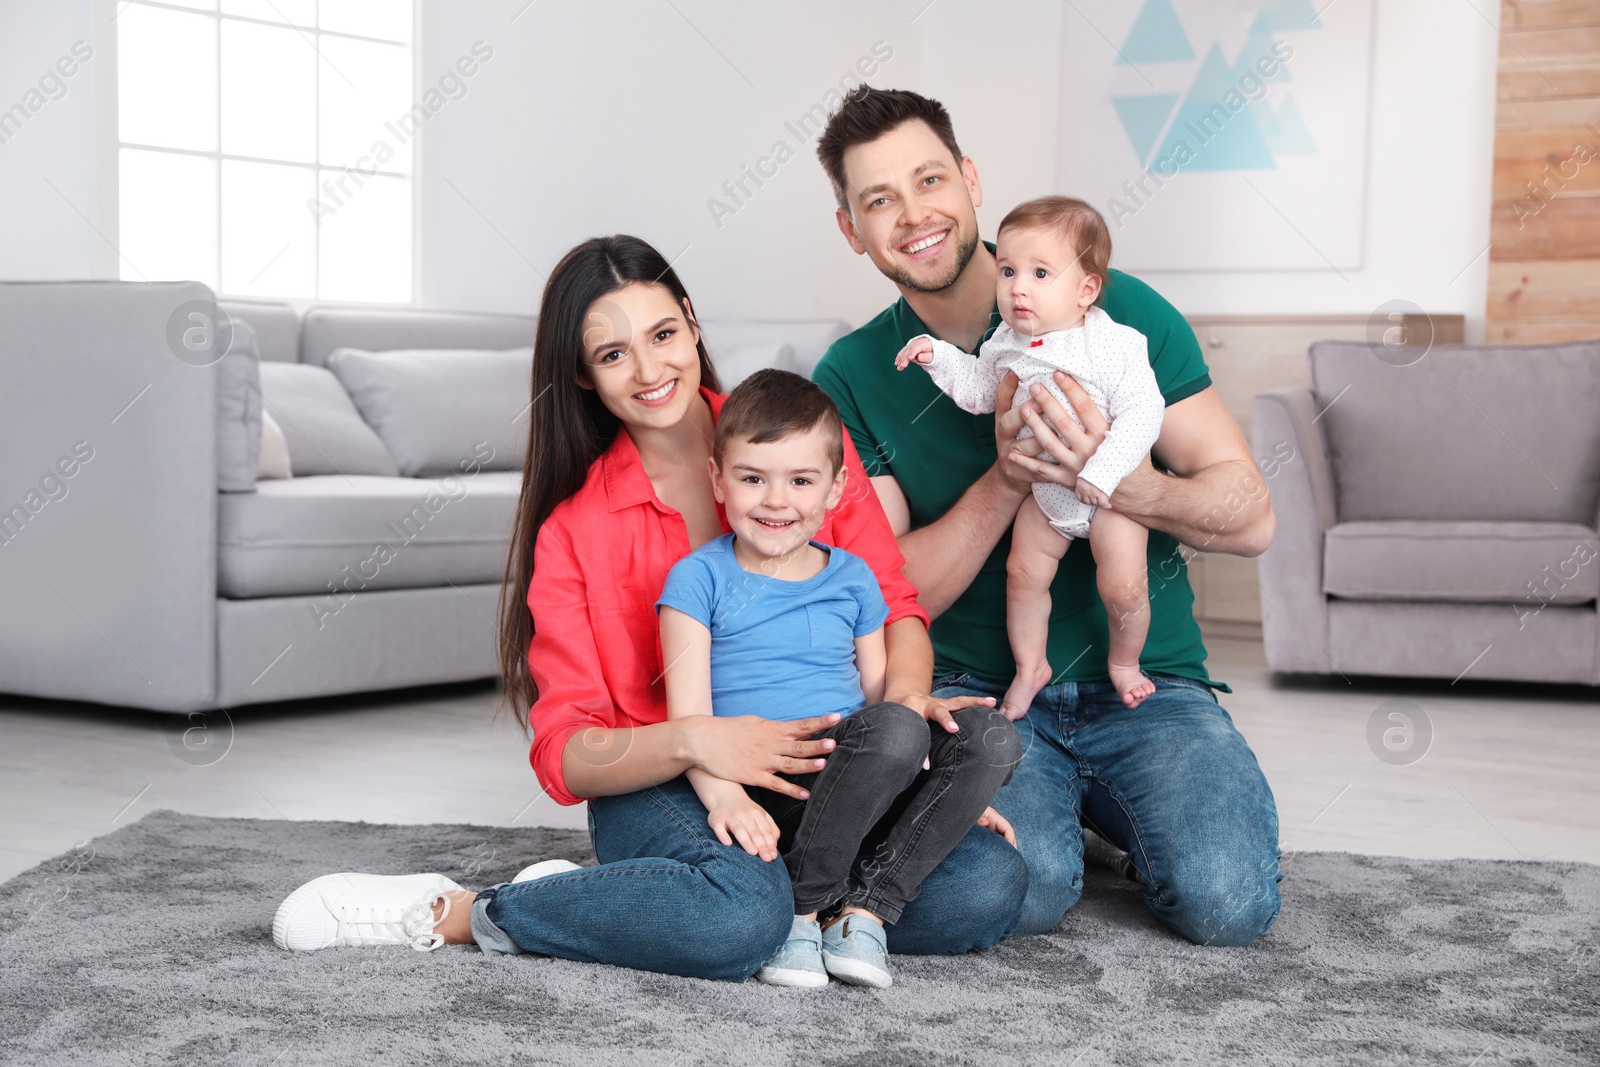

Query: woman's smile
[632,378,679,405]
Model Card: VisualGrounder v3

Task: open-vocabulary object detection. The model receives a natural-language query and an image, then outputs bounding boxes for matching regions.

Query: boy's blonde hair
[997,196,1112,306]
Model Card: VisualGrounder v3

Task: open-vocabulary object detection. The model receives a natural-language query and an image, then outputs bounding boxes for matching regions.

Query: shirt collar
[601,384,726,513]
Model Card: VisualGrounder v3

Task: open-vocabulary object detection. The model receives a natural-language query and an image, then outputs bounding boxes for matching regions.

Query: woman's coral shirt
[525,385,929,805]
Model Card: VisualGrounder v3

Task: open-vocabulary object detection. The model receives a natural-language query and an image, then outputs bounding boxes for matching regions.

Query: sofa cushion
[1323,520,1599,605]
[217,471,520,598]
[698,318,851,380]
[258,410,291,480]
[257,362,399,477]
[217,319,261,492]
[708,342,797,389]
[1309,340,1600,524]
[326,347,532,476]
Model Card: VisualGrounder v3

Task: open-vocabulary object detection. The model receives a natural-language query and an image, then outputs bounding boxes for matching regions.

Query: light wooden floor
[2,635,1597,884]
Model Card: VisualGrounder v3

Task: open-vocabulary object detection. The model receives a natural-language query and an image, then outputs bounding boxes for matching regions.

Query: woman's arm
[829,431,998,734]
[530,521,839,804]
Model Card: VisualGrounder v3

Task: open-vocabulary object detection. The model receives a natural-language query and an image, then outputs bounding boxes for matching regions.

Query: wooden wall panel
[1488,1,1600,345]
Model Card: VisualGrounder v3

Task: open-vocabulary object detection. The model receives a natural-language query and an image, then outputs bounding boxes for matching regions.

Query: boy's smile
[709,424,847,578]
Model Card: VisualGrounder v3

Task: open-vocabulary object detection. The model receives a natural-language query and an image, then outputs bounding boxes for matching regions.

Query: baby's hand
[1074,478,1111,508]
[895,335,936,370]
[707,796,781,862]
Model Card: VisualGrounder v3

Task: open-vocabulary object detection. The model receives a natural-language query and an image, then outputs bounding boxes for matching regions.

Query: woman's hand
[977,806,1017,847]
[998,371,1109,491]
[681,713,842,800]
[894,691,999,735]
[706,795,782,861]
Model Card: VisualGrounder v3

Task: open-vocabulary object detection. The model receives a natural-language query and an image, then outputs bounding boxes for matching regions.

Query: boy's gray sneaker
[821,913,892,988]
[756,916,828,988]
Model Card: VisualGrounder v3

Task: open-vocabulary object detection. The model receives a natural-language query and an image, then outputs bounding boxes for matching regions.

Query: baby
[656,369,1016,990]
[895,196,1163,713]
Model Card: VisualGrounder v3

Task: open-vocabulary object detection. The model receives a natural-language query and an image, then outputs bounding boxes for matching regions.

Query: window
[116,0,414,303]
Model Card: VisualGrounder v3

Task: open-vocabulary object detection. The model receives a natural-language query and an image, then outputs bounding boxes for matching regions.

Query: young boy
[895,196,1165,714]
[656,369,1017,990]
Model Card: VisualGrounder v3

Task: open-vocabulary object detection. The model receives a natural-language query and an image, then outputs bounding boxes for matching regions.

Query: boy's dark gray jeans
[750,700,1021,924]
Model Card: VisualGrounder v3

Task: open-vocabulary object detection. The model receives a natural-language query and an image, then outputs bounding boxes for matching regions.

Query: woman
[271,236,1027,980]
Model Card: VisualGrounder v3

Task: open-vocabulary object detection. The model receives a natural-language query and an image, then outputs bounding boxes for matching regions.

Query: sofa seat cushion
[218,472,519,599]
[1323,521,1599,605]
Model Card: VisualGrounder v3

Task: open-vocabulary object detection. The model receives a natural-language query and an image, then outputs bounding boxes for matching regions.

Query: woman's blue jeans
[468,759,1028,981]
[933,670,1283,946]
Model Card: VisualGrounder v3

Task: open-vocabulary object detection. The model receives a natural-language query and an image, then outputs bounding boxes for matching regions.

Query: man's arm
[1008,375,1274,557]
[872,372,1037,619]
[1112,385,1274,557]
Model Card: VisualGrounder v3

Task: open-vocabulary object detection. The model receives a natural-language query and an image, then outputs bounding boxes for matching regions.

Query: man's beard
[884,225,980,294]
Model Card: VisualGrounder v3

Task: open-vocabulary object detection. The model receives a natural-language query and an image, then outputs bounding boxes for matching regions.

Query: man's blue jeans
[933,669,1282,946]
[468,770,1028,981]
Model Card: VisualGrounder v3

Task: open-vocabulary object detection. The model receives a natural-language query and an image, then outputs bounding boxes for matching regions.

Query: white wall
[0,0,102,281]
[0,0,1498,341]
[417,0,1062,324]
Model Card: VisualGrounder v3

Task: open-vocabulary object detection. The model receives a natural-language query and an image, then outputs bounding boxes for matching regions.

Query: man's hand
[893,691,998,735]
[1002,371,1109,492]
[706,794,782,861]
[977,806,1017,847]
[1074,477,1111,508]
[895,335,936,370]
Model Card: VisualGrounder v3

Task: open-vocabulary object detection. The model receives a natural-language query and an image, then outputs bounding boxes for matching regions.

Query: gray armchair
[1253,338,1600,685]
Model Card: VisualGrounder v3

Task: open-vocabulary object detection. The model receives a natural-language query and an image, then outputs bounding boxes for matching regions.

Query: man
[809,87,1282,946]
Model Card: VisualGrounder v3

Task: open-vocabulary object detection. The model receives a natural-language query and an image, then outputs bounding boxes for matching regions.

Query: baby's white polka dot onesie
[913,306,1164,539]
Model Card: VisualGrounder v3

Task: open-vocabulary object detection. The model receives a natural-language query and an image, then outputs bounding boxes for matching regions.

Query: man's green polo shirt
[812,259,1228,693]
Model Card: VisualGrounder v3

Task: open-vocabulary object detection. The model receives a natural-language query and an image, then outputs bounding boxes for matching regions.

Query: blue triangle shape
[1153,45,1277,171]
[1117,0,1194,65]
[1264,95,1315,154]
[1236,13,1292,84]
[1112,94,1180,165]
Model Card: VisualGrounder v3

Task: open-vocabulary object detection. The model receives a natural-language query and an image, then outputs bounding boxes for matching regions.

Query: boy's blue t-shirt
[655,533,889,721]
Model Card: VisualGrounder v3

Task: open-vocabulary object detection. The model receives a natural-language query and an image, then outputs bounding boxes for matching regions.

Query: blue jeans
[933,670,1281,946]
[468,771,1027,981]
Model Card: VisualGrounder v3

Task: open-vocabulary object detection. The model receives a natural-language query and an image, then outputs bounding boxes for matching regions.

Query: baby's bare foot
[1108,662,1155,708]
[1001,660,1053,719]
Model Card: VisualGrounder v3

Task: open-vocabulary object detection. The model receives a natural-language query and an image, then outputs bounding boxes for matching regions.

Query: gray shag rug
[1,810,1597,1066]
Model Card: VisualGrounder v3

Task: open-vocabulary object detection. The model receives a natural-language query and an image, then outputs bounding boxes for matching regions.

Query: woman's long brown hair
[496,235,723,735]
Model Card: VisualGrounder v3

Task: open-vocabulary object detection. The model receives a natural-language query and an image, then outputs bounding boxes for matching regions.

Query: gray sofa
[0,281,848,712]
[1253,338,1600,685]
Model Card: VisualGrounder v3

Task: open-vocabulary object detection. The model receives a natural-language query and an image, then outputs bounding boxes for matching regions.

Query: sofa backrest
[214,299,852,389]
[1309,339,1600,524]
[300,306,537,367]
[698,318,851,380]
[218,299,301,363]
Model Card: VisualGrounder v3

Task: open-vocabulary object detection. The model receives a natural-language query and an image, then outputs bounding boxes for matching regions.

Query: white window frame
[94,0,423,308]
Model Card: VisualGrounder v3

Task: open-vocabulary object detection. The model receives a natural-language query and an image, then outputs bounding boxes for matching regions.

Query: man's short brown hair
[714,368,845,476]
[816,87,963,215]
[998,196,1112,305]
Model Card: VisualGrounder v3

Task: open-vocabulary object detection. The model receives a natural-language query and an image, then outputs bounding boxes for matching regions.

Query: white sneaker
[511,858,582,883]
[272,872,464,952]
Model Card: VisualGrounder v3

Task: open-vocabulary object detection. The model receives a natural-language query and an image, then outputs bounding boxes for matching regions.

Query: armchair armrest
[0,281,221,710]
[1253,386,1338,674]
